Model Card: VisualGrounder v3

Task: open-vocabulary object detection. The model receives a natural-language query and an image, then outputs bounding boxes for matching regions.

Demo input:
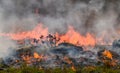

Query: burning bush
[0,0,120,73]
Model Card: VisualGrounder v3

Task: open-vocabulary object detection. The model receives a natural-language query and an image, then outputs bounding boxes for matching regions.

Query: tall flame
[0,23,48,40]
[56,26,96,46]
[0,23,96,47]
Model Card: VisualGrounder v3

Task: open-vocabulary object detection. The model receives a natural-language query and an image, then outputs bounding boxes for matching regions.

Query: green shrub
[0,65,120,73]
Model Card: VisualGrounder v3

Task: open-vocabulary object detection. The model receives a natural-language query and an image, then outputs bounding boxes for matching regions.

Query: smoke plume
[0,0,120,58]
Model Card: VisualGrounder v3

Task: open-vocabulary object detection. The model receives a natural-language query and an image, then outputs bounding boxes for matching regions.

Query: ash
[2,35,120,69]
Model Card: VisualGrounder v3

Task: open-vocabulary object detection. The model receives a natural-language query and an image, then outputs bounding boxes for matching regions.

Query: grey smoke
[0,0,119,33]
[0,37,17,59]
[0,0,120,58]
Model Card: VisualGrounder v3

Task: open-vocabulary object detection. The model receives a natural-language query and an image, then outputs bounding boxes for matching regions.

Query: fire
[56,26,96,46]
[63,56,76,71]
[21,52,46,64]
[33,52,40,59]
[103,50,113,59]
[0,23,48,40]
[0,23,96,47]
[22,55,32,64]
[33,52,44,60]
[71,65,76,71]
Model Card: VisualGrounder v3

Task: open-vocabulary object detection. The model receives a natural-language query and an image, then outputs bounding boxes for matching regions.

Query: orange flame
[22,55,32,64]
[0,23,48,40]
[0,23,96,47]
[56,26,96,46]
[63,56,76,71]
[33,52,40,59]
[103,50,113,59]
[21,52,46,64]
[71,65,76,71]
[33,52,44,60]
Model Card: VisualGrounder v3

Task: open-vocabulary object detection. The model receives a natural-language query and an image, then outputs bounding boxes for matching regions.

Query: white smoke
[0,37,17,59]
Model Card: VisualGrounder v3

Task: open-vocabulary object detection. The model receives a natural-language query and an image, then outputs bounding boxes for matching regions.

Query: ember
[0,23,120,69]
[102,50,113,59]
[33,52,40,59]
[0,0,120,72]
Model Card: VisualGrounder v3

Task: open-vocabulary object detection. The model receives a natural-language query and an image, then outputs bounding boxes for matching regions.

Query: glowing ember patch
[103,50,113,59]
[71,65,76,71]
[22,55,32,64]
[33,52,40,59]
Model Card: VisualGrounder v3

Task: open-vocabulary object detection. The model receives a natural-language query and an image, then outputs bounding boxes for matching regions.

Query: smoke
[38,0,120,35]
[0,37,17,59]
[0,0,120,58]
[0,0,120,33]
[0,0,39,33]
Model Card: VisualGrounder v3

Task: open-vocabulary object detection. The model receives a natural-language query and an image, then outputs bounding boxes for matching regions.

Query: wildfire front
[0,0,120,73]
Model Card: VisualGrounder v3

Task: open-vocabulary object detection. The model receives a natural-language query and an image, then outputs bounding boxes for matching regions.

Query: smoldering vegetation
[1,39,120,69]
[0,0,120,68]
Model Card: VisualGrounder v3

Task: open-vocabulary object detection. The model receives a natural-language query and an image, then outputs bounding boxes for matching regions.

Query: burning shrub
[0,0,120,73]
